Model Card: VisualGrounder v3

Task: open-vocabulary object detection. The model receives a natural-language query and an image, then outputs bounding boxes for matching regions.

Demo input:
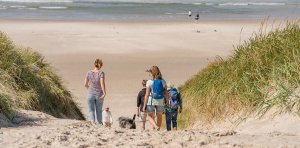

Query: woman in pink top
[84,59,106,124]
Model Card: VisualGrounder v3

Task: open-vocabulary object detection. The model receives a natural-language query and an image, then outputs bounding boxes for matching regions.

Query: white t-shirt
[146,79,166,106]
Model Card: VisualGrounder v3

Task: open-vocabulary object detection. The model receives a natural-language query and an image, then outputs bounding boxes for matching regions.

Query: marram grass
[178,22,300,128]
[0,32,84,120]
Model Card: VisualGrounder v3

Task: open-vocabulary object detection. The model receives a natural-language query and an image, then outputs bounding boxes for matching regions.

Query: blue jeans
[165,109,178,131]
[87,93,103,124]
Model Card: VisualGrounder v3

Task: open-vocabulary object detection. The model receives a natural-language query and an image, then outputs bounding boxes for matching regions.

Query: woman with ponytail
[84,59,106,124]
[143,66,169,130]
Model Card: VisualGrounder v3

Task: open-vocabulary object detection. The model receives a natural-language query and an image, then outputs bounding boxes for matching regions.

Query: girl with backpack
[143,66,170,131]
[165,83,183,131]
[84,59,106,124]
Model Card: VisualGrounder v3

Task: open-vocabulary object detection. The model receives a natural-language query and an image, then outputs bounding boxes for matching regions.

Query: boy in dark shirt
[137,80,147,130]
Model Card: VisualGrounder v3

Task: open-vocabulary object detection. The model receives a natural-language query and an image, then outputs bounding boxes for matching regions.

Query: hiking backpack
[151,79,164,99]
[169,89,179,109]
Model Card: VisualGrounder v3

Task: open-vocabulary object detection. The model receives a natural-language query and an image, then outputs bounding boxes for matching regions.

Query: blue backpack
[151,80,164,99]
[169,89,179,109]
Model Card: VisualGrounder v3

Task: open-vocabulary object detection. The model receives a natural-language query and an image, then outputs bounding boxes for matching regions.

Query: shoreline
[0,18,291,24]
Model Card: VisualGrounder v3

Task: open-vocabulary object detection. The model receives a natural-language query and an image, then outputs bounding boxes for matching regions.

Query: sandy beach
[0,20,261,118]
[1,110,300,147]
[1,19,300,147]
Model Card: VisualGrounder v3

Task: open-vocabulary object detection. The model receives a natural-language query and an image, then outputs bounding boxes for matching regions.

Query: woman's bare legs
[147,112,158,129]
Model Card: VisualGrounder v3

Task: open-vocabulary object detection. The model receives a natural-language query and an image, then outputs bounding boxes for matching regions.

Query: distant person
[188,10,192,17]
[165,83,182,131]
[137,80,147,130]
[195,13,199,21]
[84,59,106,125]
[102,107,113,128]
[143,66,170,131]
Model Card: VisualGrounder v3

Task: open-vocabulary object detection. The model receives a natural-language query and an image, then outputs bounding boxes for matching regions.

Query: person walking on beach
[195,13,199,21]
[84,59,106,124]
[165,83,182,131]
[137,80,147,130]
[143,66,169,131]
[188,10,192,18]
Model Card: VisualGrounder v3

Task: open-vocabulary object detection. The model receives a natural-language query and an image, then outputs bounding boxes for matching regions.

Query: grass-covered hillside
[0,32,84,120]
[178,22,300,128]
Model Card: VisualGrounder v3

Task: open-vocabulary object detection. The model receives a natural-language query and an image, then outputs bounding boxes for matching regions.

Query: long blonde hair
[148,66,162,80]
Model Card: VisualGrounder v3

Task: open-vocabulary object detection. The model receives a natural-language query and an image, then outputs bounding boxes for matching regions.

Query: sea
[0,0,299,21]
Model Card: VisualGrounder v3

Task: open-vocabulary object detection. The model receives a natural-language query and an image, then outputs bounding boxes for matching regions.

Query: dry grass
[178,21,300,128]
[0,32,84,120]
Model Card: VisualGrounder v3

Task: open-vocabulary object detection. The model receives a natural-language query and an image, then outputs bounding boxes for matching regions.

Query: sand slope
[1,110,300,147]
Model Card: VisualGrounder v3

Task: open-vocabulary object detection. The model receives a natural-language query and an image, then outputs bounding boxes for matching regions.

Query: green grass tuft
[0,31,84,120]
[178,21,300,128]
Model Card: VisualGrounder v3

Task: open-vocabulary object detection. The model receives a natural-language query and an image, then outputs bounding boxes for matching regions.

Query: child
[137,80,147,130]
[102,107,113,128]
[165,83,182,131]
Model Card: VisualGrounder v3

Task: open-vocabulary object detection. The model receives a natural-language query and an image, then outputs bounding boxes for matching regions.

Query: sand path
[1,110,300,148]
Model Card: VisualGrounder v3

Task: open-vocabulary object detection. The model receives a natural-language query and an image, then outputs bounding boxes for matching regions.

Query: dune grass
[178,21,300,128]
[0,93,13,117]
[0,32,84,120]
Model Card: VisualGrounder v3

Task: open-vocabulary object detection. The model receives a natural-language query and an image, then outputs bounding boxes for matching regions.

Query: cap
[167,82,174,89]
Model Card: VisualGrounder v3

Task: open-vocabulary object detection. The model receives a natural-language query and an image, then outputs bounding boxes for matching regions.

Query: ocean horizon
[0,0,299,21]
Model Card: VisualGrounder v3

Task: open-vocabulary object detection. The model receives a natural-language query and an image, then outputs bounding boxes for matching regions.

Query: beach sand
[0,20,261,119]
[1,20,300,147]
[1,110,300,147]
